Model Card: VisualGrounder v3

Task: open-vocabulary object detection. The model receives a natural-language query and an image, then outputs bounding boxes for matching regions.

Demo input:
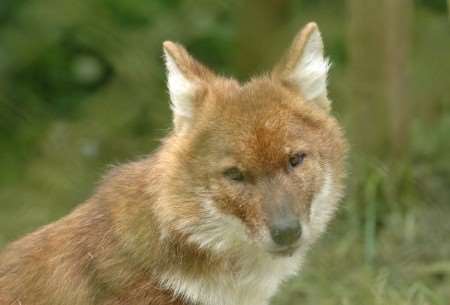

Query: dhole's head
[157,23,348,258]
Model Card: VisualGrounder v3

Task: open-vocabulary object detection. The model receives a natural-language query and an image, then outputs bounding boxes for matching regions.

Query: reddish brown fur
[0,22,348,305]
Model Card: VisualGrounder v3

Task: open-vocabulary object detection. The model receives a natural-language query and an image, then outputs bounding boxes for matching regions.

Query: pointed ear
[163,41,215,133]
[273,22,331,110]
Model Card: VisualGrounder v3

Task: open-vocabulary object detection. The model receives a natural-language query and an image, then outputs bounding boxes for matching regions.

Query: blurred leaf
[0,0,25,24]
[415,0,448,13]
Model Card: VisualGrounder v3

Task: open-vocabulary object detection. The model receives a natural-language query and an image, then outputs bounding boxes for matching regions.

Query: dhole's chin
[267,243,301,257]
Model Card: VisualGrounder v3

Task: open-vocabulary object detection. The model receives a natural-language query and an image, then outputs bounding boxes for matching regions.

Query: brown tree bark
[347,0,413,158]
[385,0,413,158]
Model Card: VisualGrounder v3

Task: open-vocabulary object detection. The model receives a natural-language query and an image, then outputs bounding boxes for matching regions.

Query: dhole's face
[162,22,347,257]
[178,80,346,256]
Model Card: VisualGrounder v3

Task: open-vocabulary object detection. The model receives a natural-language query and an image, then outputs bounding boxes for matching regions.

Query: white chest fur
[158,251,304,305]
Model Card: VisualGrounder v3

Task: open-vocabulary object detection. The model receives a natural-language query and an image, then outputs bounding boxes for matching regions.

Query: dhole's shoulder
[95,153,162,198]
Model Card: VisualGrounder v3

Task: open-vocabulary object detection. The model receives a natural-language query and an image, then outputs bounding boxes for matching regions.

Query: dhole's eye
[223,167,245,182]
[288,152,307,169]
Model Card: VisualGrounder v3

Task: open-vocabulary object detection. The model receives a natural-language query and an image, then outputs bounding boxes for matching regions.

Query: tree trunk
[347,0,413,158]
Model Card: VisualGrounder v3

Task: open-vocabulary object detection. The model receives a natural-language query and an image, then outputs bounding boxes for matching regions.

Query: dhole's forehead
[199,109,327,170]
[215,117,314,159]
[219,79,296,113]
[211,79,328,128]
[190,79,339,169]
[208,79,327,139]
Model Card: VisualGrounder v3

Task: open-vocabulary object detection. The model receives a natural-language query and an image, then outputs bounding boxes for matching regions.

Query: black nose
[270,219,302,246]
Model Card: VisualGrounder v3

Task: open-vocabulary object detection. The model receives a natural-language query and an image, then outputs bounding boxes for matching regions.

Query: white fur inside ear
[164,50,196,120]
[291,29,330,101]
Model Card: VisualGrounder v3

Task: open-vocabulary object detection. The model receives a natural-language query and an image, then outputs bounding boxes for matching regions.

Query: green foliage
[0,0,25,24]
[416,0,448,13]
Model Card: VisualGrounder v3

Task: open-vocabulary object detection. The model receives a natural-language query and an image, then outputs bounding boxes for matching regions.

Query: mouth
[268,244,300,257]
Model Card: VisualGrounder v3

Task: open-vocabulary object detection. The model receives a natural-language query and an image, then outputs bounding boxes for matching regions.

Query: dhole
[0,22,347,305]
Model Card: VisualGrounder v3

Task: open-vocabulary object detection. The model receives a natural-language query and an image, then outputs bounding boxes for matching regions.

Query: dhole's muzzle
[260,181,304,255]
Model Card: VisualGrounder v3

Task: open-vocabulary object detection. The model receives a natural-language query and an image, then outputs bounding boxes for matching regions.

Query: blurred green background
[1,0,449,304]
